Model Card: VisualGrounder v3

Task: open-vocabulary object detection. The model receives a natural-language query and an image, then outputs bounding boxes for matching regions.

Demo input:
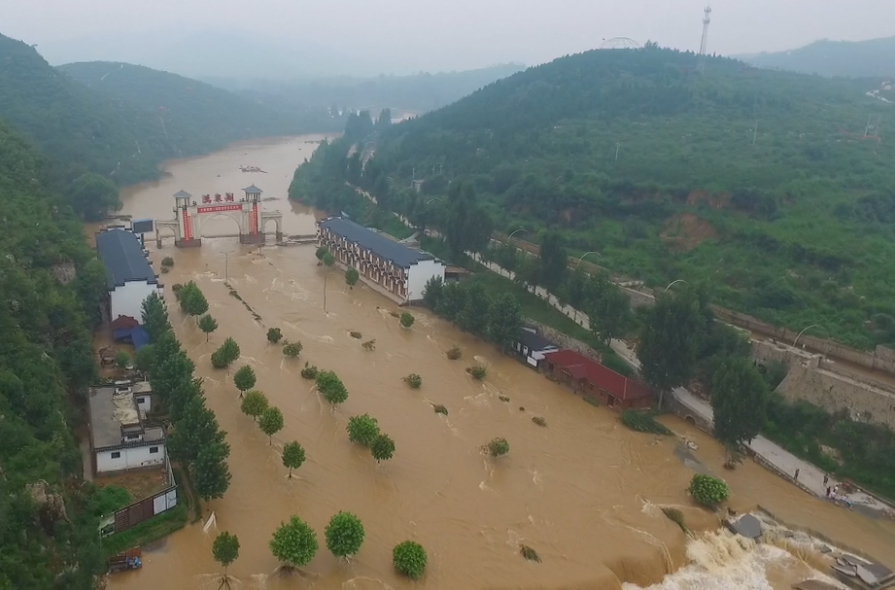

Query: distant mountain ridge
[740,36,895,78]
[58,61,340,158]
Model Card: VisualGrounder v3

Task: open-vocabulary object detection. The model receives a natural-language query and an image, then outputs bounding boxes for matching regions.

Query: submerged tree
[212,531,240,587]
[240,390,268,421]
[281,441,306,478]
[267,327,283,344]
[393,541,427,580]
[141,292,171,342]
[259,407,285,444]
[345,267,359,287]
[233,365,257,397]
[325,511,365,559]
[347,414,380,447]
[270,516,318,568]
[198,314,218,342]
[371,433,395,462]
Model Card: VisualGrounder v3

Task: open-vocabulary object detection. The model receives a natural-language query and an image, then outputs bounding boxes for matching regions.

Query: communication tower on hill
[698,5,712,74]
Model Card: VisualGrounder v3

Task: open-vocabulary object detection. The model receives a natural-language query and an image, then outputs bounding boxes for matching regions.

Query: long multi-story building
[317,217,445,304]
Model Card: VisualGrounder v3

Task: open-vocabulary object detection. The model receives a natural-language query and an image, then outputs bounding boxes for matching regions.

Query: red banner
[197,204,242,214]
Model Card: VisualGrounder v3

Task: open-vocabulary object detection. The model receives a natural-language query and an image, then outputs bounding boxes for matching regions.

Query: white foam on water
[202,511,217,533]
[622,531,846,590]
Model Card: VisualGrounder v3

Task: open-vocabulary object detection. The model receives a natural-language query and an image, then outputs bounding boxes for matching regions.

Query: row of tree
[141,292,232,500]
[421,277,523,351]
[211,515,427,581]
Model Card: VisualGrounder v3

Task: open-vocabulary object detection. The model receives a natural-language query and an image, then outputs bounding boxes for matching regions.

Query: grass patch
[584,397,600,407]
[520,544,541,562]
[620,409,673,435]
[101,499,188,557]
[661,507,689,534]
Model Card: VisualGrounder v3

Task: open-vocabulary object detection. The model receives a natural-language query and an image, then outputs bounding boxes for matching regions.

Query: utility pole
[615,142,620,162]
[225,252,229,284]
[752,120,758,145]
[698,5,712,75]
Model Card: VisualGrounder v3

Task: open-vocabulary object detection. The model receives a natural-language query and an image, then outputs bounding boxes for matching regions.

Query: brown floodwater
[101,136,895,590]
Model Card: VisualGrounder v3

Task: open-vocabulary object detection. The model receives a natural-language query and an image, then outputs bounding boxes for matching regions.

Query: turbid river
[103,136,895,589]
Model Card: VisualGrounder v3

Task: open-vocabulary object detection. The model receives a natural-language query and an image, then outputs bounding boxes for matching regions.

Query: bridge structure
[155,185,283,248]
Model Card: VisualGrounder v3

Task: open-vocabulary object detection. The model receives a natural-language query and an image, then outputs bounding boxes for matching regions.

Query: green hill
[741,36,895,78]
[0,33,165,185]
[0,118,108,589]
[58,61,338,156]
[290,46,895,349]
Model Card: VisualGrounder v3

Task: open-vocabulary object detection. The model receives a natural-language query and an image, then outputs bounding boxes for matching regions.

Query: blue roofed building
[317,217,445,304]
[95,227,161,322]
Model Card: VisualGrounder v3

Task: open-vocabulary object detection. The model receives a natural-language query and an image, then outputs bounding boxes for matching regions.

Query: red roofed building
[542,349,653,411]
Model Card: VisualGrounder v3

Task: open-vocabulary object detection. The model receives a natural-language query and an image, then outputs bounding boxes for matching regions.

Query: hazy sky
[3,0,893,77]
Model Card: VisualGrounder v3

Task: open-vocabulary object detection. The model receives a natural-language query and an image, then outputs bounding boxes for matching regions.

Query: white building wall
[95,442,166,474]
[110,280,159,321]
[406,259,446,302]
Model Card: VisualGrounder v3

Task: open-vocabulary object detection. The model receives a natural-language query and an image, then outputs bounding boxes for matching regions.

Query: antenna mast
[698,5,712,74]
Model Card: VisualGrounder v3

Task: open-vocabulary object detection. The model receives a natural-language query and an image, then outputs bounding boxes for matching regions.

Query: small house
[96,227,161,323]
[87,384,166,475]
[542,349,653,410]
[512,327,560,369]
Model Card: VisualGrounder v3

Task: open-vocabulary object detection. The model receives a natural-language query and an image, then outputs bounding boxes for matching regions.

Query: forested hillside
[59,61,340,155]
[0,119,108,588]
[742,36,895,78]
[290,46,895,348]
[0,34,165,185]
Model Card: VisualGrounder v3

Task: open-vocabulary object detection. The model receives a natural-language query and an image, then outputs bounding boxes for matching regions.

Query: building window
[150,446,159,454]
[136,397,145,404]
[111,451,121,459]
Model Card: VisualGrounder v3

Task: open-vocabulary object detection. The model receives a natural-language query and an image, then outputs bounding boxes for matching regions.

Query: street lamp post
[793,324,823,348]
[664,279,688,292]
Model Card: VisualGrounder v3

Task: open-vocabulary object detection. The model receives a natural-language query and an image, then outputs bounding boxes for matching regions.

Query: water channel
[102,135,895,589]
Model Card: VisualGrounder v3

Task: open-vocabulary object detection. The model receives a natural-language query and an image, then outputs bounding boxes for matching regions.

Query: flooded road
[104,136,895,589]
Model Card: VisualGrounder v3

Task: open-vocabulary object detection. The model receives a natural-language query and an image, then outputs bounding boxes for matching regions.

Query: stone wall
[777,364,895,429]
[751,339,821,369]
[665,394,713,435]
[524,319,603,363]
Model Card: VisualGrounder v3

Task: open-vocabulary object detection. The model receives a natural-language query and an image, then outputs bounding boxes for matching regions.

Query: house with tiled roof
[542,349,653,410]
[95,227,161,323]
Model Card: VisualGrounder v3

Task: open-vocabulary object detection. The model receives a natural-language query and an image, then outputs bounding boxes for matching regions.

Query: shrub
[487,437,510,457]
[283,341,303,358]
[211,338,240,368]
[300,363,318,380]
[316,371,348,405]
[661,507,689,533]
[399,312,415,328]
[520,545,541,562]
[446,346,462,360]
[114,350,131,369]
[469,365,487,380]
[404,374,422,389]
[689,474,729,507]
[371,434,395,462]
[325,511,365,558]
[620,410,673,435]
[161,256,174,267]
[362,339,376,350]
[433,404,448,415]
[393,541,427,580]
[267,327,283,344]
[88,485,131,516]
[532,416,547,427]
[349,331,362,339]
[315,246,329,261]
[347,414,380,447]
[498,395,510,402]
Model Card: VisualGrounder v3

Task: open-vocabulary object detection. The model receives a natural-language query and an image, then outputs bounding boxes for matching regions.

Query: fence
[100,456,178,537]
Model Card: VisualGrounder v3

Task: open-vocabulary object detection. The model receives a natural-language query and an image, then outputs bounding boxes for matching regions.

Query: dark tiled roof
[243,184,263,194]
[543,349,653,401]
[518,327,559,351]
[173,190,192,199]
[96,229,157,289]
[320,217,437,269]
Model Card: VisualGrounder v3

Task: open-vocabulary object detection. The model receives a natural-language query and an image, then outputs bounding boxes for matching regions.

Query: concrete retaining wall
[777,364,895,429]
[665,394,713,434]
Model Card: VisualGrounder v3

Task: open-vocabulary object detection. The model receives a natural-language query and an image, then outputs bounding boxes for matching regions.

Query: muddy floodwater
[102,136,895,590]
